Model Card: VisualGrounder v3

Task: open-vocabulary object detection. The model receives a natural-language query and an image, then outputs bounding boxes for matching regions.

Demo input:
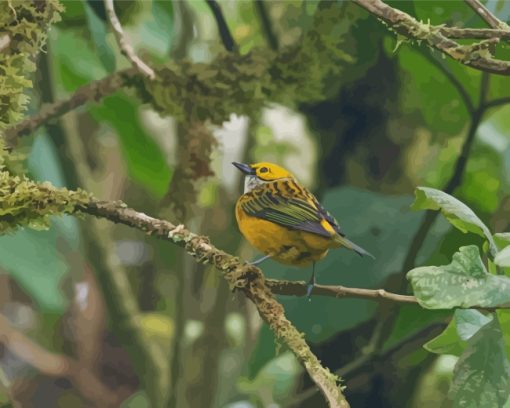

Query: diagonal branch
[353,0,510,75]
[205,0,237,52]
[2,68,138,148]
[484,96,510,110]
[465,0,510,31]
[77,200,348,407]
[0,314,121,407]
[419,49,474,114]
[104,0,155,79]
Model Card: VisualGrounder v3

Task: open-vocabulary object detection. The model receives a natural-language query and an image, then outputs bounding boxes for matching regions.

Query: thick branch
[2,68,137,147]
[353,0,510,75]
[0,314,120,407]
[104,0,155,79]
[77,200,348,407]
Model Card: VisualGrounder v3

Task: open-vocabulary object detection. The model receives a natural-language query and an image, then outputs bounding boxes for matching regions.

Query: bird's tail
[333,235,375,259]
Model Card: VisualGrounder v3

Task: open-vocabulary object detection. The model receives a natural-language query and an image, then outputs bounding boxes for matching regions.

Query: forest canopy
[2,1,510,407]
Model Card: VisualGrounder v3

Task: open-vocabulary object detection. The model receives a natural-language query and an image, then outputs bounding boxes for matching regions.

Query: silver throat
[244,175,265,193]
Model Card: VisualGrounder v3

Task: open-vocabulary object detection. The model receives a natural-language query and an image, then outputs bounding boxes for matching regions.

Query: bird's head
[232,162,293,192]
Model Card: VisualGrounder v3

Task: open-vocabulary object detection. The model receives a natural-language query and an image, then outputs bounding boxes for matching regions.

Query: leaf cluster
[408,186,510,406]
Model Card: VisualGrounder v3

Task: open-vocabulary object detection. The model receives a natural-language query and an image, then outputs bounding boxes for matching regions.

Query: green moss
[142,2,354,124]
[0,0,63,130]
[0,171,91,232]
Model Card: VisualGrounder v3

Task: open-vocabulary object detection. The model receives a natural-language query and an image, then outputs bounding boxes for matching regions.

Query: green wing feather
[240,187,334,238]
[241,181,374,258]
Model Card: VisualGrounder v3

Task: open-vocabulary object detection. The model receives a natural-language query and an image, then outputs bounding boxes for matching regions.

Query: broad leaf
[423,310,491,357]
[448,318,510,408]
[412,187,497,257]
[455,309,493,341]
[495,233,510,249]
[424,318,466,356]
[497,310,510,361]
[407,246,510,309]
[495,246,510,268]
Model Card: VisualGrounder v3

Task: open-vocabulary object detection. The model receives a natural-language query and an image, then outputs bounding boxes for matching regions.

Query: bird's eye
[259,167,269,173]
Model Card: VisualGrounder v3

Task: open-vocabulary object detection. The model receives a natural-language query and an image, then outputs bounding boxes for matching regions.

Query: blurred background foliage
[2,0,510,407]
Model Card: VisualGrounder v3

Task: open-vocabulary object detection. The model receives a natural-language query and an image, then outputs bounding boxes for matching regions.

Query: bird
[233,161,374,297]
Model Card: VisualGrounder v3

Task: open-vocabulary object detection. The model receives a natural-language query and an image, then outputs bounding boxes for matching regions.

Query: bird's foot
[306,282,314,300]
[249,254,272,266]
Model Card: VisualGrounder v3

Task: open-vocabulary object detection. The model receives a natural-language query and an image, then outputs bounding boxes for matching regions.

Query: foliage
[2,0,510,407]
[407,188,510,407]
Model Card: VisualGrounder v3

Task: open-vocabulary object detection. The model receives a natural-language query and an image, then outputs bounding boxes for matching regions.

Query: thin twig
[353,0,510,75]
[464,0,510,31]
[0,314,120,407]
[104,0,155,79]
[254,0,279,51]
[267,279,417,303]
[266,279,510,309]
[205,0,237,52]
[419,49,474,114]
[484,96,510,110]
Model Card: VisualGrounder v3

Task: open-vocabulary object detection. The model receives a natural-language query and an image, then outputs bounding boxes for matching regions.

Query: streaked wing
[313,199,345,237]
[240,188,335,238]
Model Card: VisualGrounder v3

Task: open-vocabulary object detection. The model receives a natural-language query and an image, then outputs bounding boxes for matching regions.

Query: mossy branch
[0,173,349,407]
[353,0,510,75]
[3,2,353,147]
[6,174,510,404]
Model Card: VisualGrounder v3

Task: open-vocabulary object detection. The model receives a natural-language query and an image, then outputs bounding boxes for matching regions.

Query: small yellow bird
[233,161,373,295]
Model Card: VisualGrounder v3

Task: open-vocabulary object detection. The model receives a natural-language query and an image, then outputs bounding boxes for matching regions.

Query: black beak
[232,162,255,175]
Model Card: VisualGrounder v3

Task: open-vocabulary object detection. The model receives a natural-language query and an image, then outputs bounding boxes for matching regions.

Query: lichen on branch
[141,1,354,124]
[0,170,90,232]
[0,0,63,130]
[0,172,349,407]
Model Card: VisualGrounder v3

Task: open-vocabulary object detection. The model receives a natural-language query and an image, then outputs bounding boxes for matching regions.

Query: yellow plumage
[233,162,373,277]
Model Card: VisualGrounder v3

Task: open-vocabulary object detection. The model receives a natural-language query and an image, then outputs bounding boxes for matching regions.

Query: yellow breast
[235,200,333,266]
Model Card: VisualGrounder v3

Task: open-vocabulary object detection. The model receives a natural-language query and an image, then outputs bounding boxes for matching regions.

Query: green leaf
[495,246,510,268]
[407,246,510,309]
[424,318,466,356]
[497,310,510,361]
[448,318,510,408]
[495,233,510,249]
[412,187,497,257]
[89,94,172,198]
[423,310,491,357]
[455,309,492,341]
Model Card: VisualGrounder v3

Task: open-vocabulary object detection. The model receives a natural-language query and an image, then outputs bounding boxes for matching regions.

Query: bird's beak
[232,162,255,175]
